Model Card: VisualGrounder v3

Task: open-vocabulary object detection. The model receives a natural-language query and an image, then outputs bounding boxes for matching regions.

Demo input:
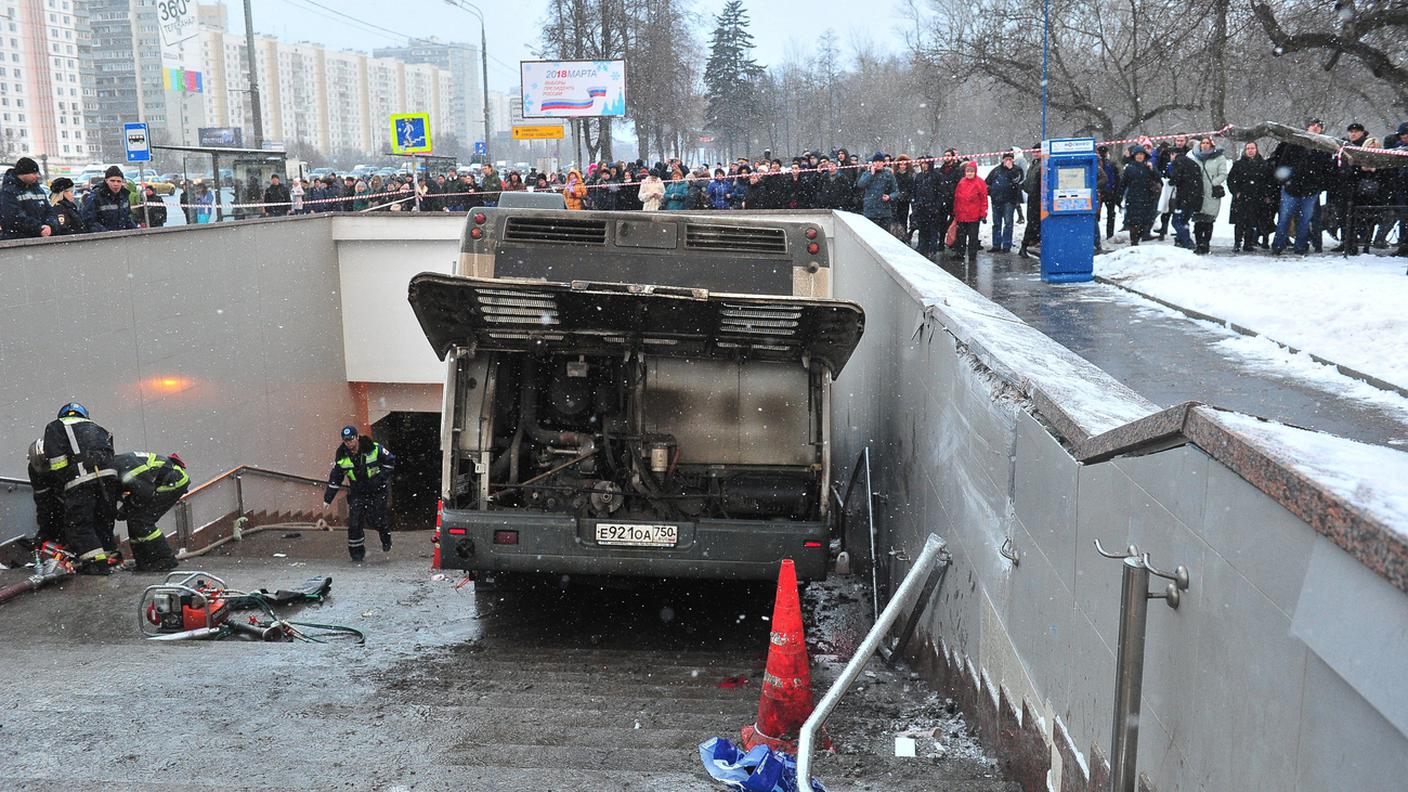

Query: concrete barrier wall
[828,213,1408,792]
[0,217,358,499]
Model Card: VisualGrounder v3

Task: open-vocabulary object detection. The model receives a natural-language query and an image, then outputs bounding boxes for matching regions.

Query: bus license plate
[595,523,678,547]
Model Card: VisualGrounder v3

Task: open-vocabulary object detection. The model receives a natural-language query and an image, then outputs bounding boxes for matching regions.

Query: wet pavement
[0,529,1012,791]
[933,249,1408,448]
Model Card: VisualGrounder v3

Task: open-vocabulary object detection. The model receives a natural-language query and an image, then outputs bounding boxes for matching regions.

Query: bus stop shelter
[152,144,287,222]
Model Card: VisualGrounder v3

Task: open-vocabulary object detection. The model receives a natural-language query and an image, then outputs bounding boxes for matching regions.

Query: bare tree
[916,0,1208,141]
[1252,0,1408,110]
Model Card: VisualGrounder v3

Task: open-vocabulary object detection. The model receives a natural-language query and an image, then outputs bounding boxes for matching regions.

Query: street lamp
[444,0,492,164]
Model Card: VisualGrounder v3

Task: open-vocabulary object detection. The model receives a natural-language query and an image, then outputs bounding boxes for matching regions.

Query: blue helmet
[341,425,358,441]
[58,402,89,419]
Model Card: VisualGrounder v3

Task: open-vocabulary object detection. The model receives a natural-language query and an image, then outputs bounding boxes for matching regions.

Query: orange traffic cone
[741,558,823,753]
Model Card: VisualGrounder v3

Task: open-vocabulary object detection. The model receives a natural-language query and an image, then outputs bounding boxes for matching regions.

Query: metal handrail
[1,475,32,487]
[182,464,326,499]
[796,533,951,785]
[174,464,334,548]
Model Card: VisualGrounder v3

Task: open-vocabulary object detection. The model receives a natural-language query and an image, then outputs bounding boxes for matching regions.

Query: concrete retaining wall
[827,212,1408,792]
[0,216,358,494]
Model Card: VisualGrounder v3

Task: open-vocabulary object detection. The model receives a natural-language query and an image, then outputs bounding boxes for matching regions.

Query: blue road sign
[473,140,487,155]
[124,122,151,162]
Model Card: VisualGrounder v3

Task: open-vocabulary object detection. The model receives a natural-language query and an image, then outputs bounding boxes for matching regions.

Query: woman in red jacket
[951,161,989,263]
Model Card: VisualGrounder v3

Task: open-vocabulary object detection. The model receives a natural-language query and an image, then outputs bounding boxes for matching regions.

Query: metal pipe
[796,533,949,785]
[862,449,879,622]
[1109,556,1150,792]
[234,471,245,518]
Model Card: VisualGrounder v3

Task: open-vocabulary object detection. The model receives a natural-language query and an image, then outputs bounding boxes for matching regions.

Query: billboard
[520,60,626,119]
[198,127,244,147]
[157,0,199,48]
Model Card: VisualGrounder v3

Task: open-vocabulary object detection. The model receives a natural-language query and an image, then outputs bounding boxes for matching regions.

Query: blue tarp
[698,737,828,792]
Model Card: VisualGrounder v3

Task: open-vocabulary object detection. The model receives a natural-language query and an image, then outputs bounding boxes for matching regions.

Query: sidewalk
[935,251,1408,449]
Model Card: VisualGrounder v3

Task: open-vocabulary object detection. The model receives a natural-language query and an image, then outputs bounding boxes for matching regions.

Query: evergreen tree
[702,1,765,158]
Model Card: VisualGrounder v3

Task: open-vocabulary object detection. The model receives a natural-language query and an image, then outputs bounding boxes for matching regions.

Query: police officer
[48,177,87,235]
[82,166,138,233]
[1,156,58,239]
[112,451,186,572]
[41,403,119,574]
[323,426,395,561]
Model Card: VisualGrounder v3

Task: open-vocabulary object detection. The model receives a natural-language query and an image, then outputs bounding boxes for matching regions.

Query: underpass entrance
[374,411,441,530]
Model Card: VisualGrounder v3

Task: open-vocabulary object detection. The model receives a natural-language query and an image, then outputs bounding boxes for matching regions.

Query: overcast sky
[224,0,904,93]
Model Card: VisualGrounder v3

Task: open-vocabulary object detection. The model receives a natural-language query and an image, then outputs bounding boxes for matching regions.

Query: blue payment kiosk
[1039,137,1099,283]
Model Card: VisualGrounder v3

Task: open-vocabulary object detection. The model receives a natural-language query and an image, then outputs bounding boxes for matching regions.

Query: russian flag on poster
[541,88,608,112]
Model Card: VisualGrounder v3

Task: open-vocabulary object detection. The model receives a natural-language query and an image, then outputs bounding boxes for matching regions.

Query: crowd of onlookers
[4,118,1405,260]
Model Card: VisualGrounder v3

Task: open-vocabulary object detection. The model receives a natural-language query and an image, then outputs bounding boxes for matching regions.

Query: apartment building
[2,0,92,168]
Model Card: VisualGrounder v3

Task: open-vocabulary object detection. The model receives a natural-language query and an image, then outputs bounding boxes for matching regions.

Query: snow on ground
[1079,284,1408,443]
[1095,245,1408,391]
[1205,410,1408,537]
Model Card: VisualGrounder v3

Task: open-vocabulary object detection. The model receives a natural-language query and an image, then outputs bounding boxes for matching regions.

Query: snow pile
[1096,246,1408,391]
[1208,410,1408,536]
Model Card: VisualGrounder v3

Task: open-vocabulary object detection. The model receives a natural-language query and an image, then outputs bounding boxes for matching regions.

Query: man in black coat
[1271,117,1334,254]
[1,157,57,239]
[1167,148,1203,249]
[1095,146,1122,240]
[934,151,964,252]
[911,157,944,257]
[135,184,167,228]
[814,158,851,211]
[263,173,291,216]
[82,166,138,233]
[984,153,1024,252]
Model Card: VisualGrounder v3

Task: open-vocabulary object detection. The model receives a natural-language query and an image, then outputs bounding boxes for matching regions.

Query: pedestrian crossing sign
[390,113,432,154]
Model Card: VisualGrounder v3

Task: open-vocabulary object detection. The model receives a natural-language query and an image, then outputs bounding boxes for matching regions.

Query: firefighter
[323,426,395,561]
[26,439,64,544]
[41,403,119,574]
[112,451,186,572]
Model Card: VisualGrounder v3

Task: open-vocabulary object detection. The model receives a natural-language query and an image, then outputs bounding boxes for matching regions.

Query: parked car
[123,168,176,195]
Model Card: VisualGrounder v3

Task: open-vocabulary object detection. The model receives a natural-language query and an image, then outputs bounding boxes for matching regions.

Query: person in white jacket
[638,169,666,211]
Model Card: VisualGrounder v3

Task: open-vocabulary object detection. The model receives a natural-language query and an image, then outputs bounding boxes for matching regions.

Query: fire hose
[0,542,75,606]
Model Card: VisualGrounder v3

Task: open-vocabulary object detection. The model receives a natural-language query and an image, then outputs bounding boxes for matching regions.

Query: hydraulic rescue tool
[138,571,363,643]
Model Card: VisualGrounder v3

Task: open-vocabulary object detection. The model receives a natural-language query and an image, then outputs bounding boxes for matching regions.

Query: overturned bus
[408,208,864,582]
